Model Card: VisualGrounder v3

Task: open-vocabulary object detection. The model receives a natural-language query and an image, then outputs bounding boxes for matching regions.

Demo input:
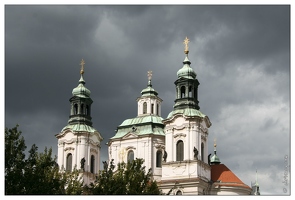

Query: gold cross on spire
[183,36,190,54]
[80,59,85,74]
[147,70,153,81]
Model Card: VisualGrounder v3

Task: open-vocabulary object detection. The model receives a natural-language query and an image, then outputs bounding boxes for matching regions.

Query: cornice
[90,148,98,154]
[64,147,75,151]
[173,133,187,139]
[154,143,165,150]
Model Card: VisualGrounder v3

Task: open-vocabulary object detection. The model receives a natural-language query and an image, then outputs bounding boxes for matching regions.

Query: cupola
[137,71,162,116]
[177,54,196,79]
[140,71,158,97]
[67,59,93,127]
[210,139,221,165]
[171,37,200,112]
[72,76,91,98]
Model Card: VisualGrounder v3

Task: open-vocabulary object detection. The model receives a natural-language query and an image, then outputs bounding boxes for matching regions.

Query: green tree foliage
[22,145,62,194]
[5,125,161,195]
[61,167,84,195]
[89,159,161,195]
[5,125,27,194]
[5,125,83,195]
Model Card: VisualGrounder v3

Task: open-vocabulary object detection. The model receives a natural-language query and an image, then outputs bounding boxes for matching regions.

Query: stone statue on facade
[208,153,211,165]
[102,161,108,171]
[163,150,167,162]
[194,147,198,160]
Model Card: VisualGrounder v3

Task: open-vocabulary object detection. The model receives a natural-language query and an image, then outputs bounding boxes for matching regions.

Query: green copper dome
[141,80,158,97]
[72,75,91,98]
[177,55,196,79]
[210,153,221,164]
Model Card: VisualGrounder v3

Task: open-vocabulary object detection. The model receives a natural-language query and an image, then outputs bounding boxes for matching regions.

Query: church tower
[108,71,165,181]
[55,59,103,185]
[160,37,212,195]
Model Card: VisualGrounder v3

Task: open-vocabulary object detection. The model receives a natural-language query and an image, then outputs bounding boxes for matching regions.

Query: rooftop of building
[211,164,251,189]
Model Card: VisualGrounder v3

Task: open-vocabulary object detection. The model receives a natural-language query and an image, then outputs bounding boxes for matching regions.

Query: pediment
[122,132,138,139]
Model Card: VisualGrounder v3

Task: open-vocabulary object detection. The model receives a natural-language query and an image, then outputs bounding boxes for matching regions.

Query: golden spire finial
[147,70,153,81]
[183,36,190,54]
[80,59,85,74]
[214,138,217,147]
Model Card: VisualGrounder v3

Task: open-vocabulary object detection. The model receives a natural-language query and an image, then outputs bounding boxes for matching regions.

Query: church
[55,37,258,195]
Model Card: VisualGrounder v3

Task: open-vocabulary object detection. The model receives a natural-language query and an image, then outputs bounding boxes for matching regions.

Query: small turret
[210,138,221,165]
[172,37,200,112]
[140,71,159,97]
[67,59,93,127]
[137,71,162,116]
[251,170,260,195]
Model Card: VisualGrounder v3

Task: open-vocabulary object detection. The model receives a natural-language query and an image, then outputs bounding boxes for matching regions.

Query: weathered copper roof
[111,115,165,139]
[72,75,91,98]
[166,108,206,119]
[61,123,99,133]
[176,53,197,79]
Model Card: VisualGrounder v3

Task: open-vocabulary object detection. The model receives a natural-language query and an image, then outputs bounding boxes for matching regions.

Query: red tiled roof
[211,164,251,189]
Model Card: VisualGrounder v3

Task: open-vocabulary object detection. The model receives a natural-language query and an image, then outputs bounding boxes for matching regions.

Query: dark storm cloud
[5,6,102,46]
[106,5,289,72]
[5,5,290,195]
[5,6,106,115]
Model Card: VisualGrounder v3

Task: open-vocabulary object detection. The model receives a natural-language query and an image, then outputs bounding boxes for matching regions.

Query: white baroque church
[56,38,256,195]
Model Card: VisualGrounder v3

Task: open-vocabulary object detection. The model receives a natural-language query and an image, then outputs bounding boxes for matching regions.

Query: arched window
[181,86,186,98]
[176,140,184,161]
[189,86,193,97]
[66,153,72,172]
[81,104,84,114]
[194,88,198,99]
[201,143,204,161]
[90,155,95,173]
[156,150,162,167]
[151,103,154,114]
[156,104,159,115]
[176,190,182,195]
[127,150,134,162]
[74,104,78,115]
[86,105,90,115]
[143,102,147,114]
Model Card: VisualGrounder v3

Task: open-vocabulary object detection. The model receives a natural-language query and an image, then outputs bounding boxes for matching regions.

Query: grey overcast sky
[4,4,291,195]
